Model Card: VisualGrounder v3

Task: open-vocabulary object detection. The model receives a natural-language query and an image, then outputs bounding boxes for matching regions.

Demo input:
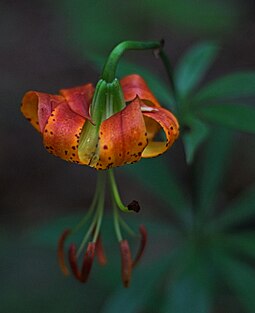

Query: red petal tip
[120,240,132,288]
[57,229,71,276]
[132,225,147,268]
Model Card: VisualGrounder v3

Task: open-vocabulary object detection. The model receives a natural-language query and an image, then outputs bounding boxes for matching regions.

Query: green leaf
[197,103,255,134]
[175,41,219,97]
[218,232,255,259]
[195,72,255,103]
[182,116,210,164]
[100,254,174,313]
[212,184,255,230]
[217,253,255,313]
[162,245,214,313]
[121,157,191,225]
[195,127,233,218]
[163,276,213,313]
[139,0,241,35]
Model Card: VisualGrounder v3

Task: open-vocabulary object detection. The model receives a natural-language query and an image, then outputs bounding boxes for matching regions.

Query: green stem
[77,172,106,256]
[158,50,177,102]
[101,40,161,82]
[72,174,103,234]
[108,170,130,213]
[92,186,105,243]
[113,202,123,242]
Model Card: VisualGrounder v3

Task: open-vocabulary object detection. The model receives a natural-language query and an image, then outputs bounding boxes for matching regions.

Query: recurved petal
[142,106,179,158]
[95,98,148,170]
[43,101,85,163]
[21,91,65,132]
[120,74,160,107]
[60,83,94,120]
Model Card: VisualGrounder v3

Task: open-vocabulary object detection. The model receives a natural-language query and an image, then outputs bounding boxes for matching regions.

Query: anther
[96,236,107,265]
[68,244,81,281]
[57,229,71,276]
[120,240,132,288]
[132,225,147,268]
[80,242,96,283]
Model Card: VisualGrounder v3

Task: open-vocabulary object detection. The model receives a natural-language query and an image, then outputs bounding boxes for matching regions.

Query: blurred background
[1,0,255,312]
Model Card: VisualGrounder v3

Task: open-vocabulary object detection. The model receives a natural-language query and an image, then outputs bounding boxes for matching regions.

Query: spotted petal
[43,102,85,163]
[60,83,94,121]
[142,105,179,158]
[95,98,148,169]
[121,74,160,107]
[21,91,65,132]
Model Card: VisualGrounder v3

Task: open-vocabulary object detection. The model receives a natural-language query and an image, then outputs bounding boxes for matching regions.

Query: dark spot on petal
[108,157,111,160]
[103,145,108,150]
[72,146,76,150]
[50,131,53,135]
[138,142,142,146]
[72,153,75,156]
[65,151,68,155]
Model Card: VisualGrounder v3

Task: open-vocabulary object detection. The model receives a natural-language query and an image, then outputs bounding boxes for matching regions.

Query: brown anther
[57,229,71,276]
[120,240,132,288]
[68,244,81,281]
[80,242,96,283]
[132,225,147,268]
[127,200,140,213]
[96,236,107,265]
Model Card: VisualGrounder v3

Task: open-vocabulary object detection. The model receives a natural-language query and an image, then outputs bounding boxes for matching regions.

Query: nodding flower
[21,40,179,287]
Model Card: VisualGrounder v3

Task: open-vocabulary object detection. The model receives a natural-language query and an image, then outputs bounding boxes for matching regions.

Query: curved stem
[101,40,161,82]
[108,170,130,213]
[158,50,177,102]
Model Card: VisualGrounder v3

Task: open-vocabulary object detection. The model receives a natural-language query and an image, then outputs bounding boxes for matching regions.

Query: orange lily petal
[120,74,160,107]
[43,102,85,163]
[60,83,94,121]
[95,98,148,169]
[21,91,65,132]
[142,105,179,158]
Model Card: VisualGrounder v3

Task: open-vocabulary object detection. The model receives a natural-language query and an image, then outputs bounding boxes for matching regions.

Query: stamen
[80,242,96,283]
[68,244,81,281]
[109,170,134,213]
[96,236,107,265]
[72,173,103,234]
[120,240,132,288]
[132,225,147,268]
[127,200,140,213]
[57,229,71,276]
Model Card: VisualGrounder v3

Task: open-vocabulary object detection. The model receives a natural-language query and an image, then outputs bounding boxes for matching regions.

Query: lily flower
[21,74,179,169]
[21,40,179,287]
